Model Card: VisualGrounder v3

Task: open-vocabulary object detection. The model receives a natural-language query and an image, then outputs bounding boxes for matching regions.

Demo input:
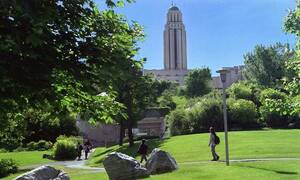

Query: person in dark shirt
[76,142,83,160]
[84,139,92,160]
[137,139,148,163]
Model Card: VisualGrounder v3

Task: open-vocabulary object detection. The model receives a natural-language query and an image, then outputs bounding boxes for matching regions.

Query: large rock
[103,152,150,180]
[14,166,69,180]
[145,148,178,174]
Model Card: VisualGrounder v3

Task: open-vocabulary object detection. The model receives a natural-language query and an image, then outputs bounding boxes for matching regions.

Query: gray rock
[14,165,70,180]
[103,152,150,180]
[145,148,178,174]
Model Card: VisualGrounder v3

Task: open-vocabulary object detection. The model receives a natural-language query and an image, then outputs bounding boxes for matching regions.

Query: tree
[184,67,212,97]
[0,0,144,147]
[243,43,293,87]
[283,2,300,119]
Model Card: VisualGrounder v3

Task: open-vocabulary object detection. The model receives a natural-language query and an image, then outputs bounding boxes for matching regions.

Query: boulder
[14,166,69,180]
[103,152,149,180]
[145,148,178,174]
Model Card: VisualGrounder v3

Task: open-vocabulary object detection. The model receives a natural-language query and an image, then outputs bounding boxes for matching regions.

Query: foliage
[243,43,293,87]
[259,88,289,128]
[184,67,212,97]
[227,82,253,100]
[56,135,83,145]
[228,99,259,129]
[158,91,177,111]
[167,108,191,136]
[53,140,77,160]
[26,140,53,151]
[187,96,223,133]
[0,159,18,178]
[0,0,146,148]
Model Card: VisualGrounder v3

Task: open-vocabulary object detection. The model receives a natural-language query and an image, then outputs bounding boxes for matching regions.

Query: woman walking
[209,127,220,161]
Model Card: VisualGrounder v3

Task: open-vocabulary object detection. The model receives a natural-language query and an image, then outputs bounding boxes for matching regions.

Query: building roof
[169,6,179,11]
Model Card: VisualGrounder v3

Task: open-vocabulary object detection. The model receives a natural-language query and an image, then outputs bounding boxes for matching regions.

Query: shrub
[56,135,82,145]
[27,140,53,151]
[228,82,252,100]
[167,108,191,136]
[53,140,77,160]
[0,159,18,178]
[228,99,259,129]
[188,97,223,133]
[259,88,289,128]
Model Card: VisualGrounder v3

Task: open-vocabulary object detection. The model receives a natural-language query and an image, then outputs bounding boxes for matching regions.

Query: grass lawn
[5,161,300,180]
[3,129,300,179]
[88,129,300,166]
[0,150,53,167]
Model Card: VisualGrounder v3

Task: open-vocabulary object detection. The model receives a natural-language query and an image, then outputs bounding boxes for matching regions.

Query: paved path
[179,157,300,165]
[21,156,300,173]
[21,149,105,172]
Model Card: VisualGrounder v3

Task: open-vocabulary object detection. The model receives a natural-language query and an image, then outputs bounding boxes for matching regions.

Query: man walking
[137,139,148,163]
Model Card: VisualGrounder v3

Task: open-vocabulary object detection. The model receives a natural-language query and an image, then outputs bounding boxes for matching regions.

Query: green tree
[184,67,212,97]
[243,43,293,87]
[0,0,144,148]
[283,2,300,119]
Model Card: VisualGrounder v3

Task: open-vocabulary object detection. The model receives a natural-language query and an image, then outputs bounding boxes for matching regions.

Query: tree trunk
[119,119,124,146]
[127,89,134,147]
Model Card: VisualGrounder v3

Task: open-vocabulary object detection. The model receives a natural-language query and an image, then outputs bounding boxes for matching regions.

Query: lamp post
[216,69,230,166]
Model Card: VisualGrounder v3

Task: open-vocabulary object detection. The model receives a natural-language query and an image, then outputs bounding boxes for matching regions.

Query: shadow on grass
[93,138,166,165]
[236,165,298,175]
[92,148,115,158]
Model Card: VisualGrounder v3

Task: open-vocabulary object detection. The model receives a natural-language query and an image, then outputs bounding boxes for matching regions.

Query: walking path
[179,157,300,165]
[21,156,300,173]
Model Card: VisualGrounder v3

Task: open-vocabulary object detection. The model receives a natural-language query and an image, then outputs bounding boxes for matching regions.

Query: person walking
[137,139,148,163]
[84,139,92,160]
[209,127,220,161]
[76,142,83,160]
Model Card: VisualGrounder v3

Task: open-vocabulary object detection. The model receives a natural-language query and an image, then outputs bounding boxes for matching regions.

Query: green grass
[3,129,300,179]
[88,129,300,166]
[0,150,53,167]
[4,161,300,180]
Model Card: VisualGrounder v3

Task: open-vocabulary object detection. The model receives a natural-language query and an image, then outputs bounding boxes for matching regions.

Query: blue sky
[95,0,297,76]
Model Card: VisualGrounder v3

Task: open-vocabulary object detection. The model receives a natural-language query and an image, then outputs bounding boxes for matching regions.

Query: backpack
[215,135,220,145]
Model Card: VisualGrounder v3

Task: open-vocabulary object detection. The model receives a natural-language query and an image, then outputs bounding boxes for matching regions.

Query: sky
[95,0,297,76]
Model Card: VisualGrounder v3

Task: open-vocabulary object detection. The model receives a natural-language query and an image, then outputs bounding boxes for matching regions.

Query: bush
[167,108,191,136]
[27,140,53,151]
[228,99,259,129]
[0,159,18,178]
[188,97,223,133]
[228,82,252,100]
[56,135,82,145]
[53,140,77,160]
[259,88,289,128]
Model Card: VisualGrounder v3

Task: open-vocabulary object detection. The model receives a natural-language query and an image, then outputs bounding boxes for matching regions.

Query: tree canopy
[184,67,212,97]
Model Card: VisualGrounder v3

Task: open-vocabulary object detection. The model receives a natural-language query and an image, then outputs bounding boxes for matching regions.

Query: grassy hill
[88,129,300,167]
[3,129,300,179]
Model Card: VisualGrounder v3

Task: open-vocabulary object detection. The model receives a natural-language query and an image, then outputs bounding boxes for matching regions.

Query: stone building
[211,66,245,89]
[144,6,188,85]
[76,119,120,147]
[144,6,244,87]
[137,108,169,137]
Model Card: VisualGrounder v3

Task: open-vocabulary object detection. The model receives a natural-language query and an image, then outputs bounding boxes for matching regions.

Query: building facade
[145,5,244,88]
[145,6,189,85]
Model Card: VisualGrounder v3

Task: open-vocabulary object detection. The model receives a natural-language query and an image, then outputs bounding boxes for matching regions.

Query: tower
[164,6,187,70]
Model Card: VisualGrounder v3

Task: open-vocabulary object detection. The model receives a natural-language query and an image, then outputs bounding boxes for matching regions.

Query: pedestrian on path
[84,139,92,160]
[76,142,83,160]
[209,127,220,161]
[137,139,148,163]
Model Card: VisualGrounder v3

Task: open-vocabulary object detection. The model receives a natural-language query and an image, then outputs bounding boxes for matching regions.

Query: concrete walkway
[179,157,300,165]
